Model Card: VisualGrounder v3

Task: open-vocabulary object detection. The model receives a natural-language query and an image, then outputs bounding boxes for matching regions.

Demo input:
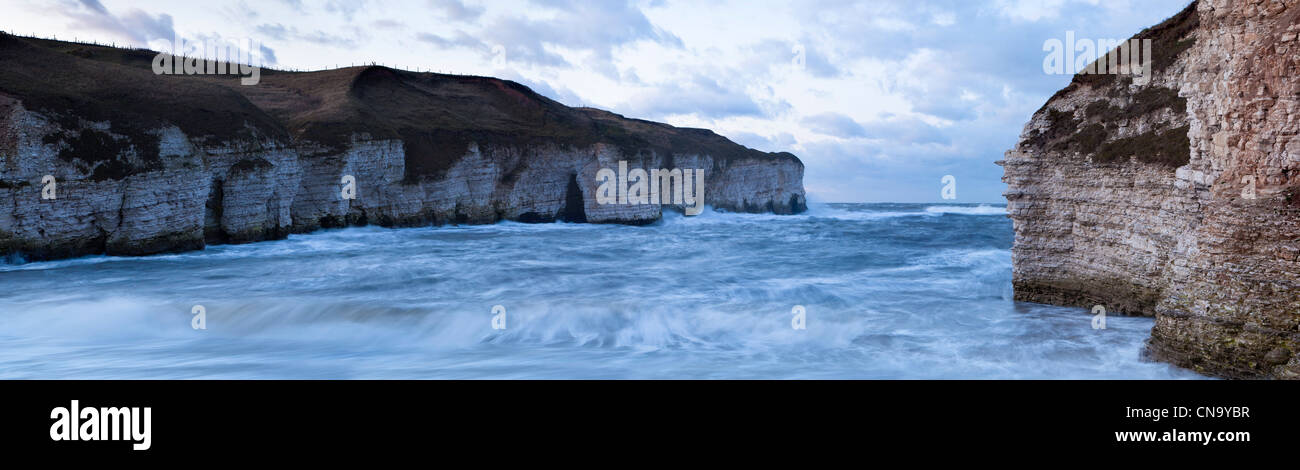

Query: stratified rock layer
[1002,0,1300,378]
[0,34,805,262]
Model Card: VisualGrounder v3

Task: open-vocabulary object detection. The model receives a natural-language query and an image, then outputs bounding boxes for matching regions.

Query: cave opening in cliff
[558,173,587,223]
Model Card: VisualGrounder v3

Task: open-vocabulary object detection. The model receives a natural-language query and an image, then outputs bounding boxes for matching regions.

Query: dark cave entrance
[557,173,587,223]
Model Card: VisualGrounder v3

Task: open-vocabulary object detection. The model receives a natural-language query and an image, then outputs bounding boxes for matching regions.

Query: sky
[0,0,1195,203]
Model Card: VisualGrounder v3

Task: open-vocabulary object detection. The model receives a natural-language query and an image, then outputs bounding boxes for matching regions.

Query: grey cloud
[254,23,362,48]
[77,0,107,14]
[221,0,260,21]
[324,0,366,20]
[482,16,571,67]
[256,23,290,40]
[429,0,484,21]
[861,118,951,146]
[371,19,405,30]
[60,0,175,46]
[801,113,867,138]
[275,0,304,11]
[801,112,950,145]
[481,0,682,71]
[298,29,361,48]
[747,38,843,79]
[619,73,763,120]
[259,44,279,65]
[416,31,486,51]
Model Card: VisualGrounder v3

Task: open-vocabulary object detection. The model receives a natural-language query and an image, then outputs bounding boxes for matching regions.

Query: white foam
[923,205,1007,216]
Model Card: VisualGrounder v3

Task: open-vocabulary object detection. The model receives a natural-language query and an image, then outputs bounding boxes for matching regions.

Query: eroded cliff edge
[0,34,805,262]
[1002,0,1300,378]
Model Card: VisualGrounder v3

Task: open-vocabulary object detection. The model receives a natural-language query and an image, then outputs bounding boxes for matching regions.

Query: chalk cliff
[0,34,805,262]
[1002,0,1300,378]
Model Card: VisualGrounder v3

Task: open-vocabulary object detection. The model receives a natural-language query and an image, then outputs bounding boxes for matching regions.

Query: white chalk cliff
[0,34,805,261]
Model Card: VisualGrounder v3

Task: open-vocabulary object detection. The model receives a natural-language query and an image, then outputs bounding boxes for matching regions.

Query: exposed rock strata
[0,34,805,262]
[1002,0,1300,378]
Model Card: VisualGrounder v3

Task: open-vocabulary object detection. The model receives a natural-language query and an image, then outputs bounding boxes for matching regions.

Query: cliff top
[0,32,799,181]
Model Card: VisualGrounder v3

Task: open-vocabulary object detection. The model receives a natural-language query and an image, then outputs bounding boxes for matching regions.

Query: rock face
[1002,0,1300,378]
[0,34,805,262]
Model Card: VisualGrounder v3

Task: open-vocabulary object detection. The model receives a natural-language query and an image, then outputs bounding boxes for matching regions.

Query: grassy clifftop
[0,32,799,184]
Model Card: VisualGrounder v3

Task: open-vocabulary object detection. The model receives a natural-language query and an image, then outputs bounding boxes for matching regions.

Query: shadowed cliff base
[1011,279,1163,317]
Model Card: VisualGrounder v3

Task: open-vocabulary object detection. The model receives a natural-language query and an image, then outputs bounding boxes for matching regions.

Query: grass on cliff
[1028,31,1193,169]
[0,32,288,181]
[1092,125,1192,166]
[1042,1,1200,106]
[1033,100,1191,168]
[0,33,286,145]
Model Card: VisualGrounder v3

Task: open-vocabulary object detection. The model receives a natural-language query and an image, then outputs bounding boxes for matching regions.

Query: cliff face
[0,34,805,262]
[1003,0,1300,378]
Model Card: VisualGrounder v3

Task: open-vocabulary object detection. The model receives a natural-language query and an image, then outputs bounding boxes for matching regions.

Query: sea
[0,203,1205,379]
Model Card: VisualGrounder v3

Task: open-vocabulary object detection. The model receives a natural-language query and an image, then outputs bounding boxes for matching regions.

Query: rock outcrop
[0,34,805,262]
[1002,0,1300,378]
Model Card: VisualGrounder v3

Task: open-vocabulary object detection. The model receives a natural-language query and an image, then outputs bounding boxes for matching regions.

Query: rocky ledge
[1002,0,1300,378]
[0,34,805,262]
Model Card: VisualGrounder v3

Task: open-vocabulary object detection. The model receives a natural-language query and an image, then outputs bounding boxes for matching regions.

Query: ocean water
[0,203,1204,379]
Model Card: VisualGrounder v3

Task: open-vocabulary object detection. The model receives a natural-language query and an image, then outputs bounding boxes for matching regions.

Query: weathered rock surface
[0,34,805,262]
[1002,0,1300,378]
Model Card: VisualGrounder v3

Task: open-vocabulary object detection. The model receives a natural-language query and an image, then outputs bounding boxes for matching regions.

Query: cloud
[259,43,279,65]
[255,23,290,40]
[58,0,174,46]
[994,0,1068,22]
[480,0,682,71]
[861,118,951,146]
[255,23,361,49]
[429,0,484,21]
[416,31,486,51]
[747,38,842,79]
[323,0,367,20]
[275,0,304,11]
[371,19,405,30]
[619,73,763,120]
[801,113,866,138]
